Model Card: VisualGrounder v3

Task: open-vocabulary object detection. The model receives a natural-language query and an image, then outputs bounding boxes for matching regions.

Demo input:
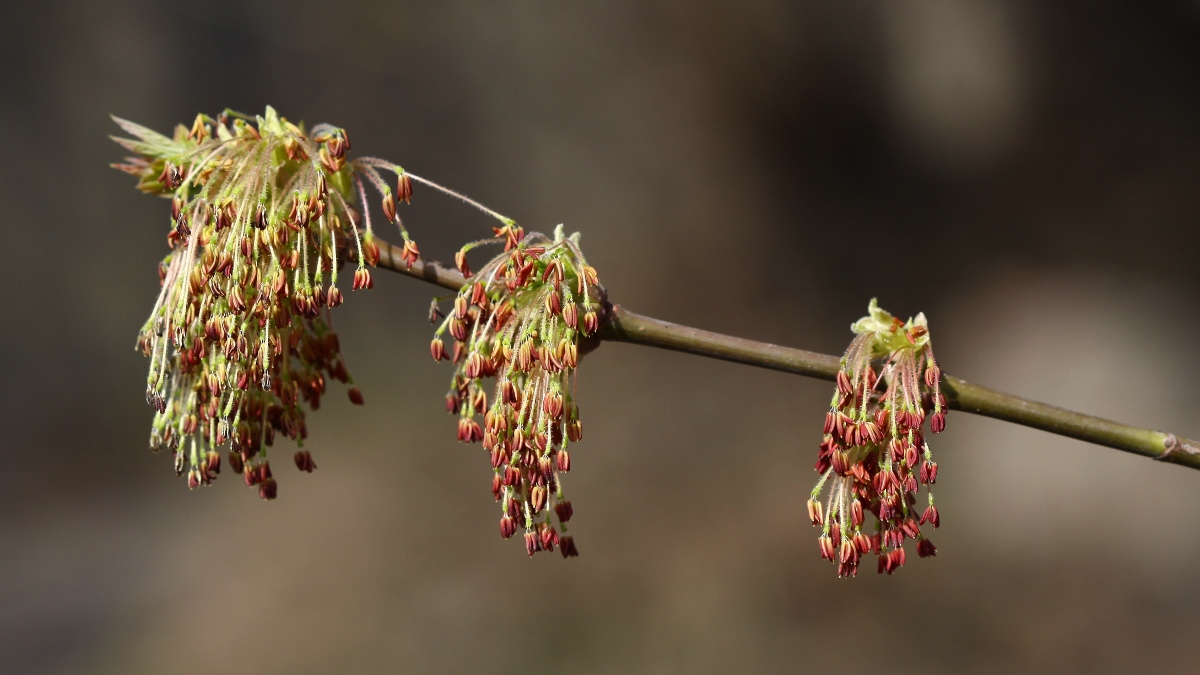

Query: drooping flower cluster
[433,225,602,557]
[113,107,421,498]
[808,299,945,577]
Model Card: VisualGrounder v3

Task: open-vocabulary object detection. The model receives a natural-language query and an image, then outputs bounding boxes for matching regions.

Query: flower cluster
[808,299,945,576]
[113,107,420,498]
[433,225,602,557]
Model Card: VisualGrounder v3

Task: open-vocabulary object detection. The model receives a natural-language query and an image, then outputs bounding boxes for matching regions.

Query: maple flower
[113,107,425,497]
[808,299,946,576]
[434,225,601,558]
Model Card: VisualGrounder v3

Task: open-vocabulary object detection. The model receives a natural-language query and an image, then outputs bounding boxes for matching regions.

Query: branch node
[1155,433,1200,460]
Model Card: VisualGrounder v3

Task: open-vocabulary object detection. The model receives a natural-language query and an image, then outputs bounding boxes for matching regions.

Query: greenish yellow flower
[434,225,601,557]
[809,299,944,576]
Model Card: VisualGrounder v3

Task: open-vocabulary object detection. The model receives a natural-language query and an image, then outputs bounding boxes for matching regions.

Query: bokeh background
[3,1,1200,672]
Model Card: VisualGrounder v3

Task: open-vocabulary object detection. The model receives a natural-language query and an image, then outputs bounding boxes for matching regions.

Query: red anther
[924,364,941,388]
[816,533,835,559]
[874,407,889,429]
[831,450,849,476]
[839,540,857,565]
[492,473,503,500]
[399,239,420,268]
[872,471,887,494]
[464,352,484,378]
[503,466,520,487]
[904,443,919,467]
[930,411,946,433]
[834,412,851,438]
[540,526,558,552]
[567,419,583,443]
[470,282,487,307]
[850,499,864,527]
[583,311,599,335]
[294,450,317,473]
[546,292,562,316]
[823,411,836,435]
[889,438,905,463]
[560,535,579,558]
[524,531,539,556]
[830,522,842,548]
[455,249,472,278]
[917,538,937,558]
[453,295,469,320]
[920,460,938,485]
[348,387,364,405]
[258,478,278,500]
[853,532,872,555]
[554,501,573,523]
[563,303,578,330]
[363,239,380,267]
[428,337,445,361]
[497,515,516,539]
[228,451,245,475]
[863,421,883,444]
[920,504,940,528]
[530,485,547,513]
[556,449,571,472]
[351,268,373,291]
[849,463,869,484]
[381,193,396,222]
[806,499,824,527]
[836,370,853,396]
[324,286,343,308]
[397,173,413,204]
[449,319,468,342]
[864,366,878,390]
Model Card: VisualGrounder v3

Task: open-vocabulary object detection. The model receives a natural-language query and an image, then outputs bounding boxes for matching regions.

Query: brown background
[3,1,1200,672]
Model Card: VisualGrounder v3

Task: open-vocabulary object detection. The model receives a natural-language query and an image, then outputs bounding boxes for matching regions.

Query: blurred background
[3,1,1200,672]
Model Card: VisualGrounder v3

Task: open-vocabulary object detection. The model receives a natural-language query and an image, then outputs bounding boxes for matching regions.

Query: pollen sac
[809,299,945,578]
[432,226,603,558]
[114,107,419,498]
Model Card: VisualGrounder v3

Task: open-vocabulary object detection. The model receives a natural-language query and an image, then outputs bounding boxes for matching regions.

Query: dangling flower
[808,299,946,576]
[434,225,602,558]
[112,106,421,497]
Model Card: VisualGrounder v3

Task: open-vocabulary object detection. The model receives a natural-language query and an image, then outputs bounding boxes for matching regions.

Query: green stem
[371,238,1200,471]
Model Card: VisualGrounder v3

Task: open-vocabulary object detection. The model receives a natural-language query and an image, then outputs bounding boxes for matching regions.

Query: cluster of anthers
[113,106,425,498]
[432,224,602,557]
[808,299,945,577]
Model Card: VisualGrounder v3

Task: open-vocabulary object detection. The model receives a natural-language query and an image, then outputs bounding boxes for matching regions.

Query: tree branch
[373,238,1200,471]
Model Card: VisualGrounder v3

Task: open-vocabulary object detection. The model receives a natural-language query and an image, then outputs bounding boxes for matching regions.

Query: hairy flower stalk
[112,107,427,498]
[433,224,601,558]
[808,299,945,576]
